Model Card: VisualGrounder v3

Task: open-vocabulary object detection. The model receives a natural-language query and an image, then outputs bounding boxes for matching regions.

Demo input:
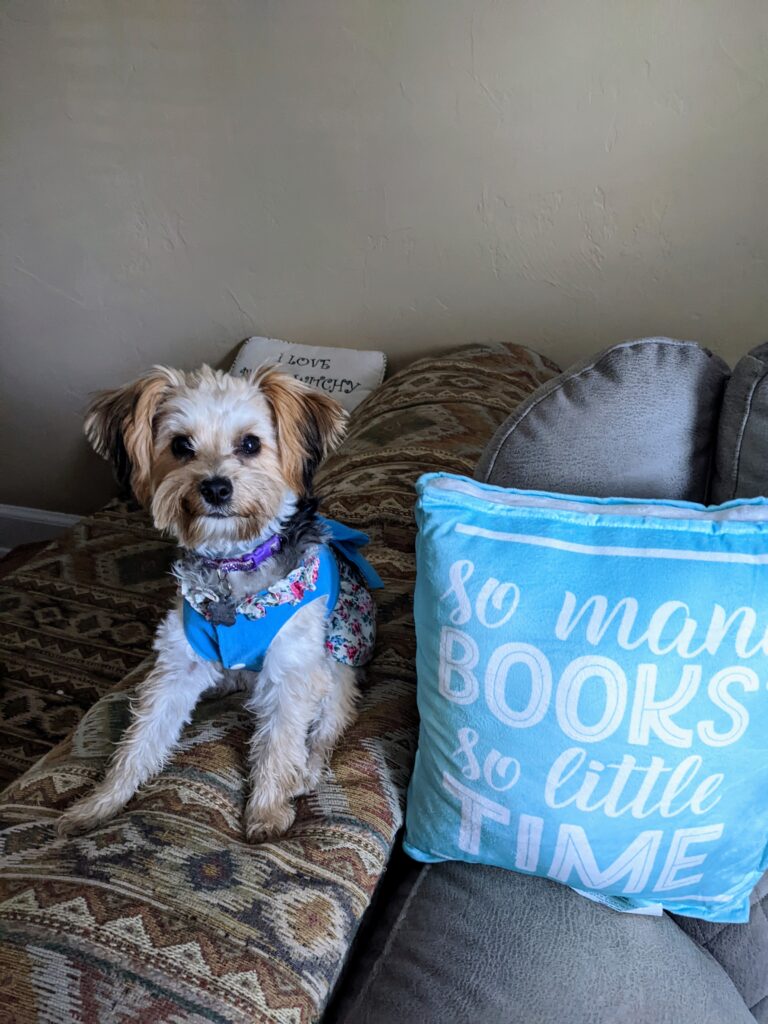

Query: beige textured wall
[2,2,767,514]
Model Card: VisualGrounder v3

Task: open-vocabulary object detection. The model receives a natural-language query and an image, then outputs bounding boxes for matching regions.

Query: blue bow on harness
[183,517,383,672]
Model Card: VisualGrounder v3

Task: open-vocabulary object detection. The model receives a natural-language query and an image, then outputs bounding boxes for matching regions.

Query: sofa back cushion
[476,338,730,502]
[711,342,768,503]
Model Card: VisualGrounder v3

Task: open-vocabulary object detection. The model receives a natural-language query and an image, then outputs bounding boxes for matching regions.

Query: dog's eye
[239,434,261,456]
[171,435,195,459]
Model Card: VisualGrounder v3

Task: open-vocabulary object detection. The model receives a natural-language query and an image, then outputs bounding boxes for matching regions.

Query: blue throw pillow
[404,473,768,922]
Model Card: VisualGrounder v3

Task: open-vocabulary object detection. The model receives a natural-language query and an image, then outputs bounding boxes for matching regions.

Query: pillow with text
[231,337,386,412]
[404,473,768,922]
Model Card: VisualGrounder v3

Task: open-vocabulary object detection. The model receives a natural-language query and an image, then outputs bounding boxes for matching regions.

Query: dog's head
[84,365,347,550]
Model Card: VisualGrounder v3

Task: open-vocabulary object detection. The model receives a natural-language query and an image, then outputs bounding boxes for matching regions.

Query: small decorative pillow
[231,336,387,411]
[405,473,768,922]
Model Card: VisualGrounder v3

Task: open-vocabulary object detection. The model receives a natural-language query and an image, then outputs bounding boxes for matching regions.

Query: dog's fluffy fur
[58,364,357,841]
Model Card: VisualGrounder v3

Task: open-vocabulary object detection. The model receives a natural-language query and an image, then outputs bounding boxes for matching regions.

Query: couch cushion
[674,872,768,1022]
[476,337,729,502]
[711,341,768,503]
[331,862,755,1024]
[0,342,559,1024]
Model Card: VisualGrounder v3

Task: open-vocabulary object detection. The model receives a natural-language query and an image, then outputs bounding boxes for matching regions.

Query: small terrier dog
[59,364,380,841]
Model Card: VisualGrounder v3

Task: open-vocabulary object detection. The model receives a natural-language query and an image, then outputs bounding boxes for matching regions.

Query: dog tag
[207,599,237,627]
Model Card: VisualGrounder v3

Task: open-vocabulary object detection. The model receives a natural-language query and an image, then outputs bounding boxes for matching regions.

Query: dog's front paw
[57,790,125,837]
[291,757,327,798]
[244,800,296,843]
[58,804,102,837]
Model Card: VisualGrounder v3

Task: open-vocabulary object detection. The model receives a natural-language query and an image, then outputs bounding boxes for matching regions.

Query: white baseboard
[0,503,81,557]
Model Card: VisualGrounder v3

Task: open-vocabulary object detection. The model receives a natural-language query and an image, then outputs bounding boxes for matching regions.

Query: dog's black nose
[199,476,233,506]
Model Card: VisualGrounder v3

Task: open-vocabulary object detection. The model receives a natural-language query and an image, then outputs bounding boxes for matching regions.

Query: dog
[58,364,381,841]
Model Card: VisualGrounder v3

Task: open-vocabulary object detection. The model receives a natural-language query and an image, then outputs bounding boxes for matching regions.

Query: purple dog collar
[202,534,283,574]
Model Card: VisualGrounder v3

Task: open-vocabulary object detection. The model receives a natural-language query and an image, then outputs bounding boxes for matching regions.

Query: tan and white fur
[58,365,356,841]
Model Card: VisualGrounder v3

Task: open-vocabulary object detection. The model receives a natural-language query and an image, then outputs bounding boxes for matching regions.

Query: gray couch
[329,338,768,1024]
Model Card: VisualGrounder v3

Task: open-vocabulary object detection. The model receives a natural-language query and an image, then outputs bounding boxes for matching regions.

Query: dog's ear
[84,366,183,505]
[254,367,348,494]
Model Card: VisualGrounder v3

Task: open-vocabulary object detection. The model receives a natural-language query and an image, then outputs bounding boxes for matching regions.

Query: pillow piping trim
[480,338,728,485]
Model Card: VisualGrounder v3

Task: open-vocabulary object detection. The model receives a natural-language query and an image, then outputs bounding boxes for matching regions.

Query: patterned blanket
[0,343,558,1023]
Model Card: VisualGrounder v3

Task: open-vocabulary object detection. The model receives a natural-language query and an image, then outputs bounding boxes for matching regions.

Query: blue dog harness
[182,518,383,672]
